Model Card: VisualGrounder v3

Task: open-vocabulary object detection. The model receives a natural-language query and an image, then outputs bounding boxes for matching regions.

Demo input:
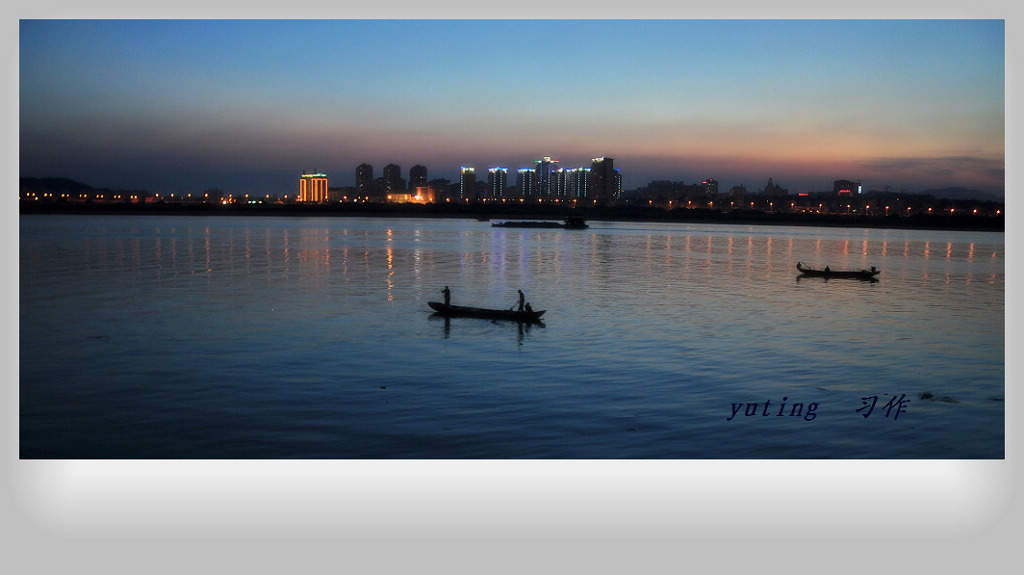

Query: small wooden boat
[428,301,546,323]
[796,262,879,281]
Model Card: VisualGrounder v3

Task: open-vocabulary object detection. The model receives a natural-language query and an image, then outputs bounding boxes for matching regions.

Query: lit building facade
[299,172,329,203]
[551,168,569,198]
[534,156,559,197]
[487,167,508,198]
[517,168,536,199]
[568,167,591,199]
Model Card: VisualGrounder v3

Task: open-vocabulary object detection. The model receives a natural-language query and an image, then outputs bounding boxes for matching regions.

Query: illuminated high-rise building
[487,167,508,198]
[299,171,329,203]
[459,167,476,201]
[549,168,565,198]
[534,156,558,197]
[568,167,591,199]
[516,168,536,199]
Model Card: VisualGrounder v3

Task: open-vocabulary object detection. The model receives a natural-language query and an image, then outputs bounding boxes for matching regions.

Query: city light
[19,158,1003,221]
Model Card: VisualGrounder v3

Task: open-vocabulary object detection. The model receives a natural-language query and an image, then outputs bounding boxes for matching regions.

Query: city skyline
[19,19,1005,198]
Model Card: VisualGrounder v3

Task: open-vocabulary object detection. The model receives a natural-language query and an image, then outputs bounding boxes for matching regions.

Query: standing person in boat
[442,286,451,306]
[517,289,525,312]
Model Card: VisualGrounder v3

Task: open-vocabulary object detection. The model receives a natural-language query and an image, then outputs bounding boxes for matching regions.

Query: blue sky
[19,19,1005,196]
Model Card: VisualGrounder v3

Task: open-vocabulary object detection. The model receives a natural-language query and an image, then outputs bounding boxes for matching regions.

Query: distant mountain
[915,187,1003,203]
[20,177,95,194]
[20,177,150,198]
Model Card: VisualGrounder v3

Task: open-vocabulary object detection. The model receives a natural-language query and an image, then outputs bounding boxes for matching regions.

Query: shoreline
[18,201,1005,233]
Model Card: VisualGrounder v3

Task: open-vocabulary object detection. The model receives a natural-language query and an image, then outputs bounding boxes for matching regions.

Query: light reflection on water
[20,215,1003,458]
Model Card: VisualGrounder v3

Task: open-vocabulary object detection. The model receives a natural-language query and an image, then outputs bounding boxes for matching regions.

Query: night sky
[19,18,1005,197]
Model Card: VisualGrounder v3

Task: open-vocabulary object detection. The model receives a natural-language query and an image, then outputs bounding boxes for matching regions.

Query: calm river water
[19,215,1004,458]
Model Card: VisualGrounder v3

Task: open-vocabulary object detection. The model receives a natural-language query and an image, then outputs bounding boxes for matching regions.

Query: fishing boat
[796,262,879,281]
[428,301,546,323]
